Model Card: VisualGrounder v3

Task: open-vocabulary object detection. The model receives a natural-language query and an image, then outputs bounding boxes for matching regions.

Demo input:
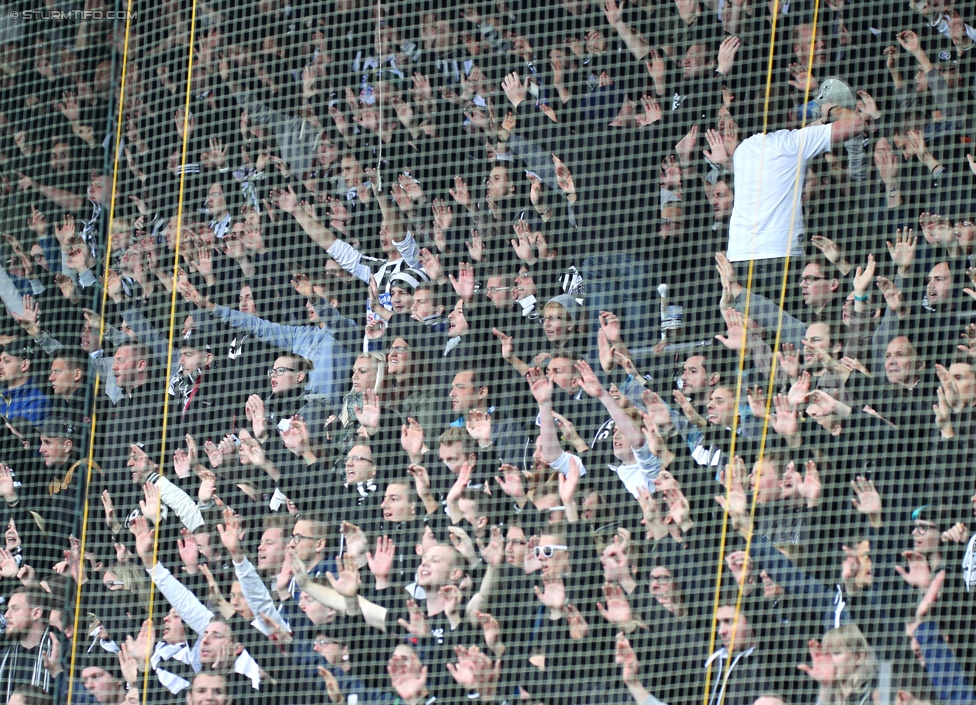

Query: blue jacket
[211,303,358,413]
[0,378,51,427]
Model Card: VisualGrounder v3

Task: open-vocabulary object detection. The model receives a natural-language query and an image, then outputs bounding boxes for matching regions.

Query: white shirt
[727,124,833,262]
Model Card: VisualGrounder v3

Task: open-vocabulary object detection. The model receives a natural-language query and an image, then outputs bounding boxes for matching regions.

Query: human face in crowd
[51,142,70,175]
[312,633,346,665]
[0,350,28,388]
[450,370,485,412]
[351,356,377,393]
[81,668,121,703]
[300,590,334,626]
[485,275,512,309]
[340,156,363,187]
[649,566,679,610]
[681,43,714,79]
[6,519,20,550]
[29,243,49,273]
[93,59,113,94]
[841,540,873,593]
[317,137,338,168]
[546,356,579,393]
[911,518,940,557]
[608,383,631,409]
[711,181,733,223]
[269,356,303,394]
[186,674,229,705]
[162,608,187,645]
[179,346,210,378]
[221,222,246,259]
[705,386,736,427]
[49,357,81,396]
[802,323,839,369]
[659,204,684,239]
[447,300,469,338]
[925,262,953,305]
[228,581,255,621]
[884,337,921,388]
[750,459,781,505]
[611,426,635,464]
[38,435,71,468]
[4,592,36,639]
[417,544,458,588]
[505,525,527,565]
[206,183,228,219]
[513,267,537,301]
[946,362,976,407]
[345,444,376,485]
[87,174,107,205]
[800,263,837,309]
[537,533,570,577]
[954,217,975,250]
[680,355,715,398]
[289,519,325,563]
[238,284,256,315]
[438,442,472,476]
[390,286,414,313]
[256,527,288,574]
[486,166,514,201]
[716,605,753,653]
[127,445,153,484]
[542,304,574,345]
[382,483,415,522]
[411,288,442,320]
[793,24,826,67]
[198,622,238,666]
[112,346,145,391]
[387,338,411,379]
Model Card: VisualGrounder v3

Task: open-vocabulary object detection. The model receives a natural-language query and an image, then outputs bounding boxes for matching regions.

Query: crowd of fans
[0,0,974,703]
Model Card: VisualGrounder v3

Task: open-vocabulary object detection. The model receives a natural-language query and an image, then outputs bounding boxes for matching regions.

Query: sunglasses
[533,544,568,559]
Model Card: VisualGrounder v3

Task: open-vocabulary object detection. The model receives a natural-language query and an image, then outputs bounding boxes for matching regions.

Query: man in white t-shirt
[726,82,865,295]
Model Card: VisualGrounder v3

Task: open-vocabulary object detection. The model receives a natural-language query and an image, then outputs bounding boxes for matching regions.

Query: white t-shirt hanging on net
[727,123,833,263]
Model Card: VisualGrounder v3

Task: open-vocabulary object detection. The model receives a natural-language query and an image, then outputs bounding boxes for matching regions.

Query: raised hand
[596,583,633,625]
[325,552,361,598]
[449,262,476,301]
[448,176,472,210]
[777,343,801,380]
[886,228,917,276]
[366,535,395,582]
[526,367,553,405]
[574,359,605,398]
[895,550,932,590]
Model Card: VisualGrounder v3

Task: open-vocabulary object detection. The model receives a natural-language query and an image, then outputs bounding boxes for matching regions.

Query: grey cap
[546,294,582,322]
[813,76,856,110]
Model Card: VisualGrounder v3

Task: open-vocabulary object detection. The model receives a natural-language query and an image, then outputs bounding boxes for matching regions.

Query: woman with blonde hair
[798,624,878,705]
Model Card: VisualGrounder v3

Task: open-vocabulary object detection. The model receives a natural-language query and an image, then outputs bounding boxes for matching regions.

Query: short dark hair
[52,350,88,373]
[11,685,53,705]
[12,586,51,621]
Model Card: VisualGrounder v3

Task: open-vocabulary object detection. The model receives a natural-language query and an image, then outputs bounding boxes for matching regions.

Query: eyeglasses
[800,276,826,285]
[388,346,409,354]
[912,522,936,535]
[267,366,297,377]
[542,315,567,323]
[290,533,321,543]
[347,455,373,464]
[533,544,568,559]
[485,287,510,295]
[313,638,337,647]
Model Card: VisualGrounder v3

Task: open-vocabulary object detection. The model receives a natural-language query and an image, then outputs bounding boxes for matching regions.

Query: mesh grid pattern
[0,1,973,704]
